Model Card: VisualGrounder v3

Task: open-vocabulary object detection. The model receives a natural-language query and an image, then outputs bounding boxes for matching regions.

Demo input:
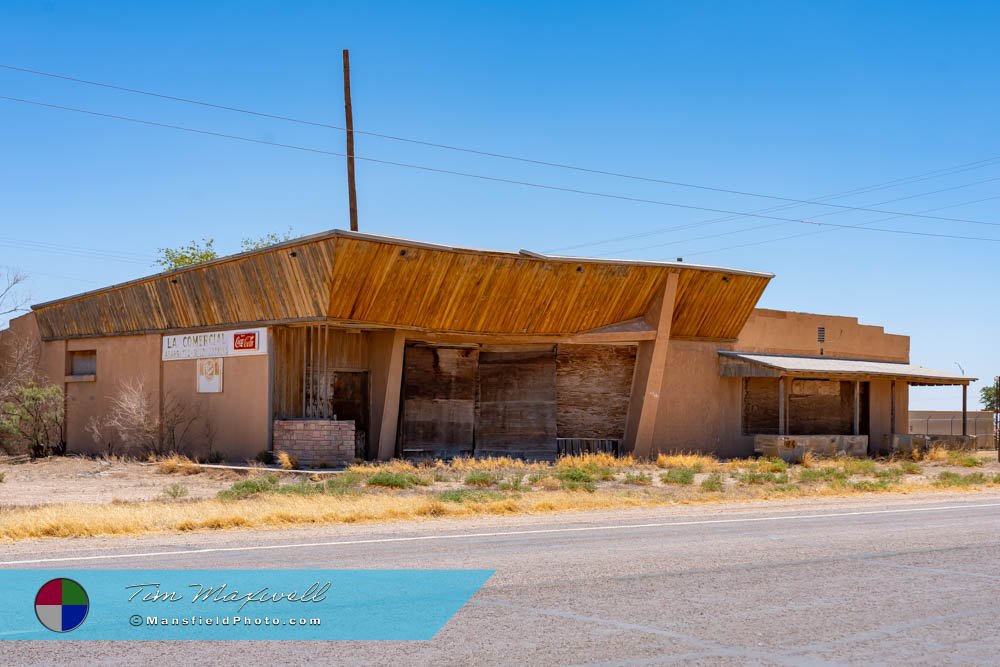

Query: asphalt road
[3,492,1000,666]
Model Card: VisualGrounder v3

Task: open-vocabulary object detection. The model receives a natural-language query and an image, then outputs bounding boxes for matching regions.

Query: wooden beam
[962,384,968,437]
[625,272,679,459]
[778,376,786,436]
[853,380,860,436]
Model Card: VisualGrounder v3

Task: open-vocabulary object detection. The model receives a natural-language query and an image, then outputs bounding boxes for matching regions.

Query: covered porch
[719,351,975,460]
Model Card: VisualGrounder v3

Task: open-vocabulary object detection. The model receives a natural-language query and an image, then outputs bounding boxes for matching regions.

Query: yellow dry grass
[655,453,722,471]
[923,446,949,462]
[556,452,636,470]
[156,454,204,475]
[276,451,299,470]
[0,491,660,542]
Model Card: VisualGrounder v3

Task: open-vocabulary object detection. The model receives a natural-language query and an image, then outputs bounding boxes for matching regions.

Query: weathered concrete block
[755,434,871,463]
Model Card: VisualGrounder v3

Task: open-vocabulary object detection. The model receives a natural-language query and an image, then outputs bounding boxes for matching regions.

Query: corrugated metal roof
[718,351,975,385]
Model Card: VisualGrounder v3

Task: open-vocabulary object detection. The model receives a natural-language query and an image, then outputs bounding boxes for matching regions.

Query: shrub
[162,483,189,499]
[934,472,989,488]
[656,453,719,471]
[560,479,596,492]
[623,472,652,486]
[924,446,949,462]
[366,471,428,489]
[661,467,695,485]
[218,474,279,500]
[798,467,847,483]
[533,475,561,490]
[736,471,789,485]
[438,489,505,503]
[899,461,923,475]
[325,471,364,494]
[276,451,298,470]
[0,381,64,458]
[203,451,225,464]
[846,480,894,492]
[554,467,594,483]
[841,458,876,476]
[947,452,984,468]
[498,475,524,491]
[255,450,275,464]
[874,467,904,481]
[700,472,724,492]
[464,470,499,487]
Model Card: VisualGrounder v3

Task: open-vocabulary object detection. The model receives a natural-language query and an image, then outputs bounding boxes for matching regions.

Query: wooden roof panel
[31,231,771,340]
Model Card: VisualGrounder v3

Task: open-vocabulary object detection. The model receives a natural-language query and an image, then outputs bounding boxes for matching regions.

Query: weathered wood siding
[742,377,780,435]
[555,345,636,440]
[475,347,557,460]
[400,345,478,458]
[272,325,369,420]
[33,232,771,341]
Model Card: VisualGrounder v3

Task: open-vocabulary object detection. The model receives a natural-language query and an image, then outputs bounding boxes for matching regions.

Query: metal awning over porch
[718,352,975,386]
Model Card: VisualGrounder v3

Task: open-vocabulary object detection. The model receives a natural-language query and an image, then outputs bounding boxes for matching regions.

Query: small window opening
[69,350,97,376]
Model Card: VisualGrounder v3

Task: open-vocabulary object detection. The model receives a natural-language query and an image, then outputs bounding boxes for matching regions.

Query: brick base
[272,419,356,467]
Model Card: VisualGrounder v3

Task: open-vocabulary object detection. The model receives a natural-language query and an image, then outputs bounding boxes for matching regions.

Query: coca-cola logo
[233,332,257,351]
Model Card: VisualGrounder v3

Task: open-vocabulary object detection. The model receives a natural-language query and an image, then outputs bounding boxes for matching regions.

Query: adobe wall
[737,309,909,362]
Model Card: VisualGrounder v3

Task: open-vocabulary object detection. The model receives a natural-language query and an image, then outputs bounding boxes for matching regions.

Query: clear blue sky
[1,1,996,409]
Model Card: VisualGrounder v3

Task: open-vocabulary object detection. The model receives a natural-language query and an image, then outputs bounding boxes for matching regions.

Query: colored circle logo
[34,578,89,633]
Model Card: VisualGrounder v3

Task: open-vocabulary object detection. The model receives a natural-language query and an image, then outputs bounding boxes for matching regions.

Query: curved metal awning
[719,351,975,386]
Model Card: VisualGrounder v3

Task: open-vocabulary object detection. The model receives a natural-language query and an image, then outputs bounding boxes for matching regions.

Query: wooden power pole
[343,49,359,232]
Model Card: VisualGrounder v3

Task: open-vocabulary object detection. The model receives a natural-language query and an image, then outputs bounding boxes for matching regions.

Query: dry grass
[276,451,299,470]
[923,446,950,462]
[655,452,722,471]
[156,453,204,475]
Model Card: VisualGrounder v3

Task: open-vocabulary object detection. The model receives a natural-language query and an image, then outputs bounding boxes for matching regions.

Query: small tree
[104,379,160,455]
[241,228,294,252]
[982,384,997,412]
[0,381,64,457]
[161,390,201,455]
[155,239,218,270]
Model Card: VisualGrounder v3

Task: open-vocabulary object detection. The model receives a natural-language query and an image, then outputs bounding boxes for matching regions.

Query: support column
[853,380,860,436]
[890,380,896,437]
[368,330,406,461]
[624,272,679,459]
[778,376,786,436]
[962,384,968,437]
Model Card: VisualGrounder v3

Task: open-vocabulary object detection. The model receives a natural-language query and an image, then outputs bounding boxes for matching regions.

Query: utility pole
[342,48,359,232]
[995,375,999,462]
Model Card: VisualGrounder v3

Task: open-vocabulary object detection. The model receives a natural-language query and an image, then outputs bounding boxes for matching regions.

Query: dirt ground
[1,450,999,510]
[0,456,243,507]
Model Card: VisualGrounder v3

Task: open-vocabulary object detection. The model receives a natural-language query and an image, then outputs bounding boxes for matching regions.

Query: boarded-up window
[400,345,477,459]
[476,347,557,460]
[743,377,779,435]
[555,345,636,440]
[68,350,96,376]
[788,380,853,435]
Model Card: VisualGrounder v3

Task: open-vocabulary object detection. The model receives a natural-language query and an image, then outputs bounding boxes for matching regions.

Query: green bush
[554,467,593,483]
[438,489,505,503]
[934,471,989,487]
[841,458,876,475]
[736,471,789,485]
[0,381,64,458]
[162,483,189,499]
[798,467,848,483]
[366,471,429,489]
[700,472,724,492]
[255,450,275,464]
[498,475,525,491]
[326,472,364,494]
[218,474,279,500]
[464,470,500,487]
[623,472,652,486]
[661,468,695,485]
[899,461,923,475]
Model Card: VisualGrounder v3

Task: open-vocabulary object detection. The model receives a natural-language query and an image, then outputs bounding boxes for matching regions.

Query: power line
[3,62,1000,227]
[0,238,153,265]
[593,174,1000,257]
[678,194,1000,258]
[3,94,1000,234]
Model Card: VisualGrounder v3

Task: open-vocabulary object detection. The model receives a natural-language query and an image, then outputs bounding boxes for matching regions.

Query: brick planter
[272,419,356,467]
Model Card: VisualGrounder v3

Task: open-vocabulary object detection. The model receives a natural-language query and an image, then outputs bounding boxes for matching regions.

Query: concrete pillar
[367,329,406,460]
[624,272,679,459]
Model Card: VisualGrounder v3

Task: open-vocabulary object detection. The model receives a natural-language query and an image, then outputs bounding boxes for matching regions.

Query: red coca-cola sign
[232,332,258,351]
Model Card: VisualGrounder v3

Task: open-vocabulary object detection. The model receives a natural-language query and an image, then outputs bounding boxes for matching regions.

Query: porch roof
[718,351,975,386]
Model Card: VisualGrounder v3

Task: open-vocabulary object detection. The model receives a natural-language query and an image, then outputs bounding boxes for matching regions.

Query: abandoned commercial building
[1,230,977,464]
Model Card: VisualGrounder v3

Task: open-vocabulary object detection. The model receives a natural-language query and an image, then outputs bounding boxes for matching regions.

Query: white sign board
[162,327,268,361]
[196,358,223,393]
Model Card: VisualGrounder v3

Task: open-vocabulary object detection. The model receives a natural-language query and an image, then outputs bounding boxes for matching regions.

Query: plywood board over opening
[400,345,477,459]
[476,347,557,460]
[556,344,636,440]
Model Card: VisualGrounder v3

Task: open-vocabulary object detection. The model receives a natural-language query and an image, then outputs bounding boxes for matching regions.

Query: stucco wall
[161,355,268,460]
[737,309,909,362]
